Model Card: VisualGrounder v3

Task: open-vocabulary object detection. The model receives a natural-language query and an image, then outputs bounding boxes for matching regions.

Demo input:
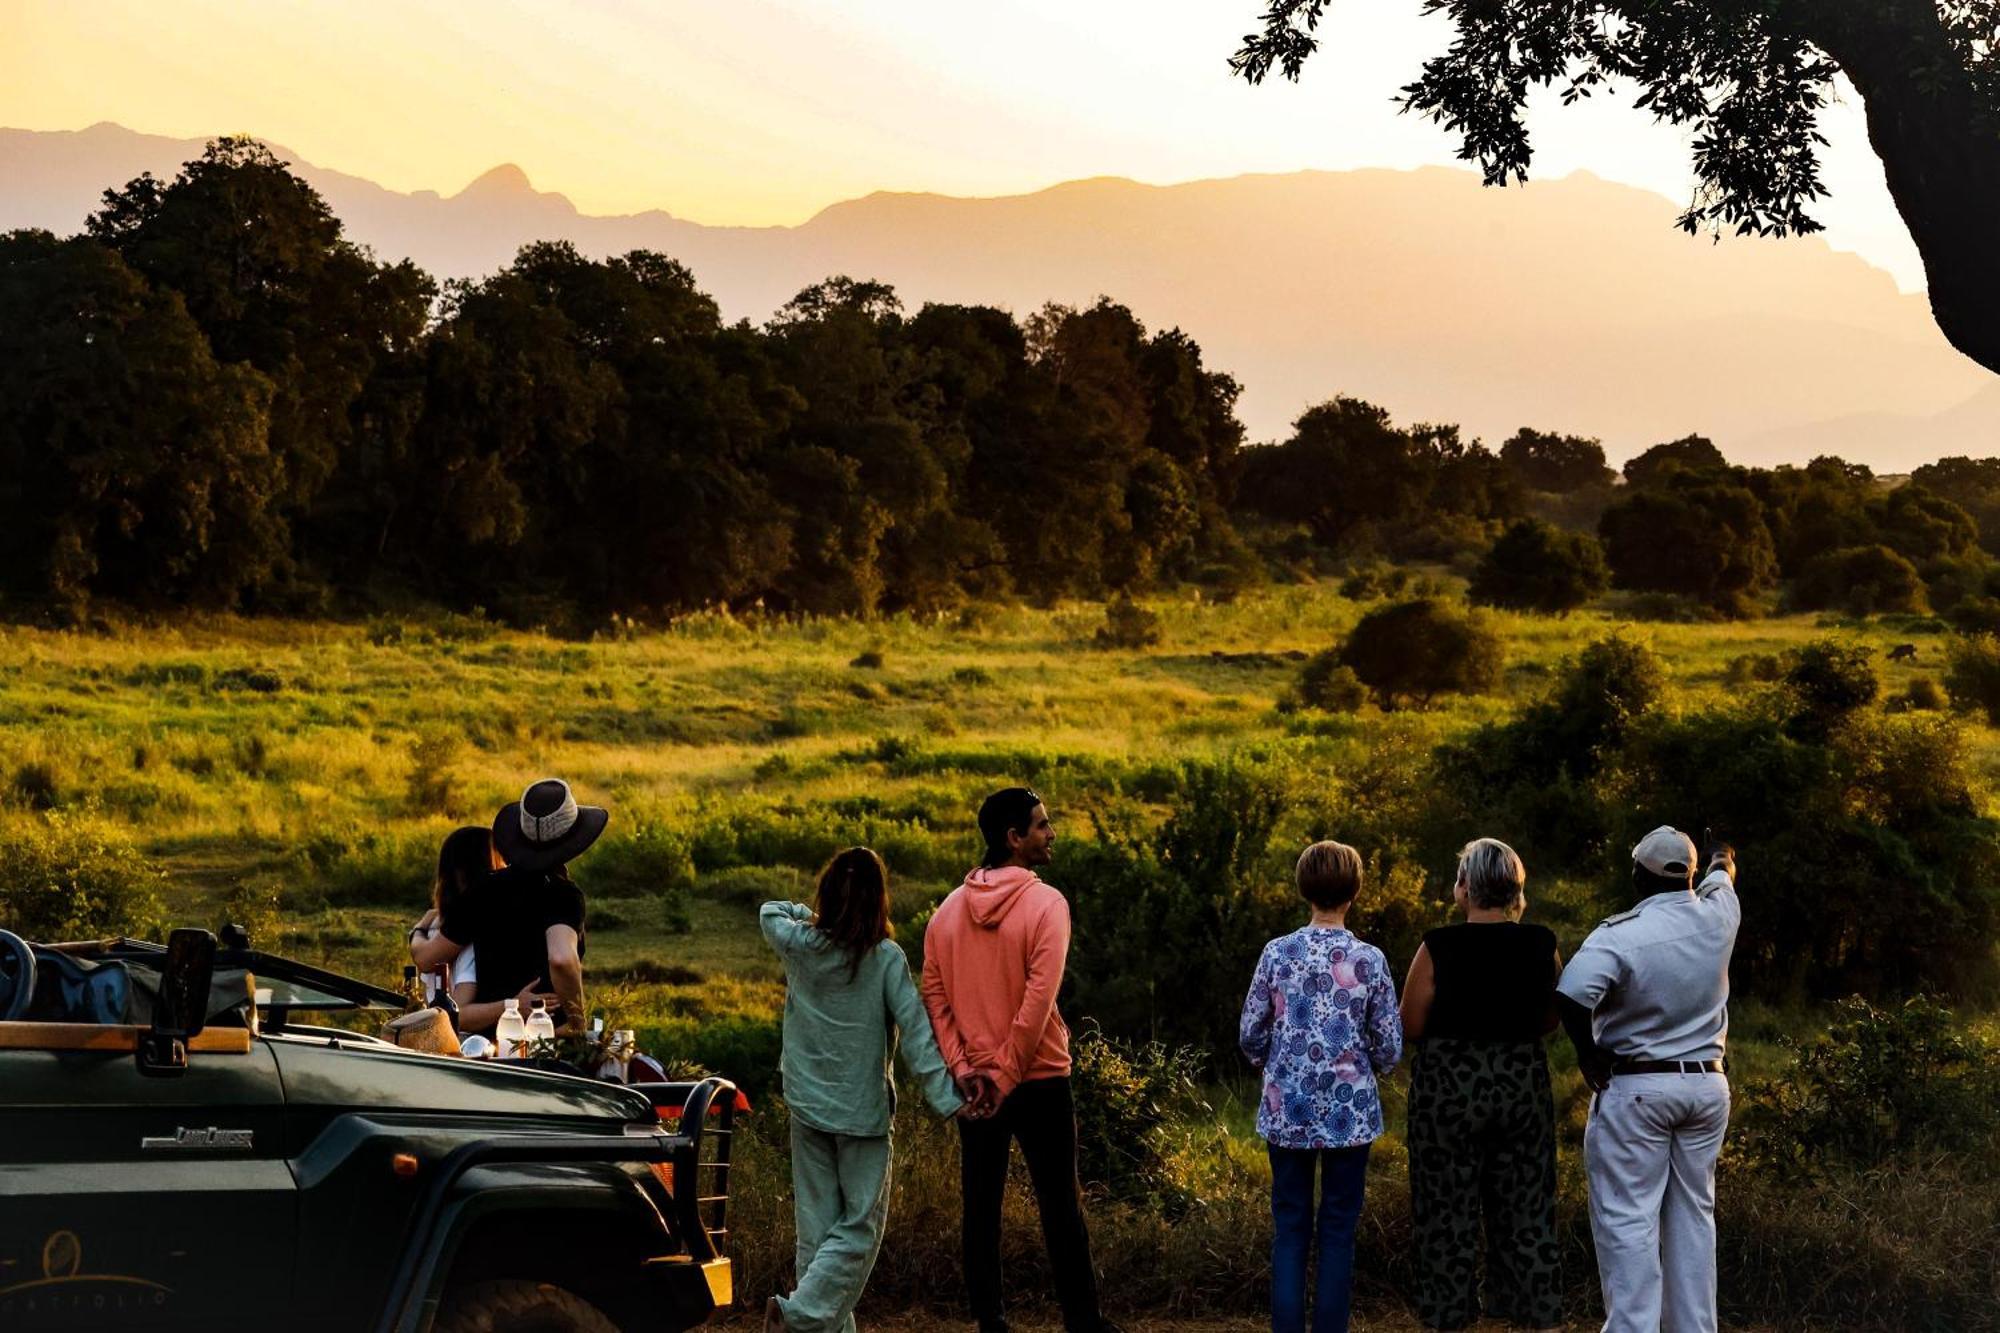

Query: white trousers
[1583,1071,1731,1333]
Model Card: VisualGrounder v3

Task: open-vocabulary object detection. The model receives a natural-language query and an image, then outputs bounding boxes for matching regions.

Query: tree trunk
[1801,1,2000,377]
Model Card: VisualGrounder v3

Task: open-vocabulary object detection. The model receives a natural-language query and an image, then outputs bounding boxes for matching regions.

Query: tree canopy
[1231,1,2000,376]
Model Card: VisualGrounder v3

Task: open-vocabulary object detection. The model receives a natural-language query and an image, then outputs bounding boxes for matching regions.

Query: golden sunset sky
[1,0,1926,289]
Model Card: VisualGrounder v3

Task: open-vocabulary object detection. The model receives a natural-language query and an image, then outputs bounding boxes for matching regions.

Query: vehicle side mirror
[138,928,215,1078]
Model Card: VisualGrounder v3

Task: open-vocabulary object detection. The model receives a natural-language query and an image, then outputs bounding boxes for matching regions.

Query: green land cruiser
[0,926,739,1333]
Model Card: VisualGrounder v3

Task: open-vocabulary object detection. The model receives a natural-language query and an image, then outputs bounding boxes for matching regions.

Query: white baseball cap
[1631,825,1697,877]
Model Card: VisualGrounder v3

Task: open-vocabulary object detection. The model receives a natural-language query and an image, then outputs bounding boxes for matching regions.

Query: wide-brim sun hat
[493,778,608,871]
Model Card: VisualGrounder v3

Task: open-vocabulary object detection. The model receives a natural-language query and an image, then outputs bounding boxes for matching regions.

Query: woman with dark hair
[406,825,500,1015]
[412,778,605,1037]
[759,847,965,1333]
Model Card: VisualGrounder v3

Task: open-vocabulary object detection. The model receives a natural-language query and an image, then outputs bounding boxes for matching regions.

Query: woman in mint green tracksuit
[760,846,965,1333]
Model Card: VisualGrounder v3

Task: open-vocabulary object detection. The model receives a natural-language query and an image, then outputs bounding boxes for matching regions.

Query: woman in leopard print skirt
[1398,838,1564,1331]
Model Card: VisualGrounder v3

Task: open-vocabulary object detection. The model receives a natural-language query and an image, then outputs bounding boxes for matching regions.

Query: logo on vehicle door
[0,1230,173,1320]
[139,1125,254,1151]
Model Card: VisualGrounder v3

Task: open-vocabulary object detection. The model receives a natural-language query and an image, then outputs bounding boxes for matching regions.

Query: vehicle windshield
[86,939,405,1016]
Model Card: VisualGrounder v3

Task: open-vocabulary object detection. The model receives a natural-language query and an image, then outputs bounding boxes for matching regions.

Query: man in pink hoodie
[923,787,1121,1333]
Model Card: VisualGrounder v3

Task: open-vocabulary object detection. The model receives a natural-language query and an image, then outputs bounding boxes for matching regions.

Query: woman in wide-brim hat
[494,778,609,871]
[412,778,608,1038]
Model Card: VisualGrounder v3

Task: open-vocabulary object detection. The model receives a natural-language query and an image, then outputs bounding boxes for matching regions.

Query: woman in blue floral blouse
[1240,839,1405,1333]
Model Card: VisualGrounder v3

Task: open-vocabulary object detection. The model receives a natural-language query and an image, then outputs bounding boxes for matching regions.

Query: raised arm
[1238,945,1276,1068]
[759,899,815,957]
[885,950,965,1117]
[1399,942,1436,1043]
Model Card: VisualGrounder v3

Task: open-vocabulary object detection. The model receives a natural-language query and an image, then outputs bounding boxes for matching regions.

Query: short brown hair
[1296,840,1363,909]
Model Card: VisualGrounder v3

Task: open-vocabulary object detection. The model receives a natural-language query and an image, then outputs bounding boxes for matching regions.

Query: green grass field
[3,582,1993,1327]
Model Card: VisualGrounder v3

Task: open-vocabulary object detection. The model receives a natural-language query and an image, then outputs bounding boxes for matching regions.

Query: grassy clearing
[3,584,1993,1327]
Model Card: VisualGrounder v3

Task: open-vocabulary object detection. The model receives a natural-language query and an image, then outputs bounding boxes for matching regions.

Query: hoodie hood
[959,865,1042,929]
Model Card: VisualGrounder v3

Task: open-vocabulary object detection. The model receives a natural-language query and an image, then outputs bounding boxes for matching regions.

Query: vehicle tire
[433,1279,620,1333]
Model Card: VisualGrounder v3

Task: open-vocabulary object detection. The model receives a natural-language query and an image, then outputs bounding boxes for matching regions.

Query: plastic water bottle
[495,998,529,1060]
[525,998,557,1054]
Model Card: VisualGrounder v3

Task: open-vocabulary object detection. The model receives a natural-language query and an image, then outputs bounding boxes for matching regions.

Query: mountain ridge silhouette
[2,121,1990,467]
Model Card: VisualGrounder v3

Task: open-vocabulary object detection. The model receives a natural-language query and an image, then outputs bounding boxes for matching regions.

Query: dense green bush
[1429,637,1663,871]
[1599,479,1777,616]
[1943,632,2000,723]
[1068,1024,1209,1209]
[293,825,439,909]
[1887,676,1948,712]
[1283,649,1367,713]
[1780,639,1879,736]
[1338,598,1503,709]
[1094,595,1162,649]
[1789,544,1927,615]
[1732,996,2000,1171]
[0,811,165,939]
[640,1013,784,1099]
[699,864,810,906]
[1065,761,1300,1054]
[1467,517,1609,615]
[1947,593,2000,634]
[1622,706,2000,997]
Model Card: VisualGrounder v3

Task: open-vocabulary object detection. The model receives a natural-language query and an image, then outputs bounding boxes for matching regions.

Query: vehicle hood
[268,1035,653,1123]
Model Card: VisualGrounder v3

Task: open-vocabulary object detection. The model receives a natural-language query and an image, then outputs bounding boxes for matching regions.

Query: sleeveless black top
[1422,921,1558,1043]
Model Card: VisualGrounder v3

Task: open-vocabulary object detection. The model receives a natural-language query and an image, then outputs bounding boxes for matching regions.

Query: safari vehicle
[0,926,738,1333]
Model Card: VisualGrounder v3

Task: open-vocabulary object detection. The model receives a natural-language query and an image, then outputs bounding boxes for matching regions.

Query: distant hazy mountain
[3,121,1992,467]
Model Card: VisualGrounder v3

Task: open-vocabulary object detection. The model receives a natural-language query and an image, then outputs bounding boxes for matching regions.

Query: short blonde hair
[1457,837,1526,910]
[1296,840,1363,909]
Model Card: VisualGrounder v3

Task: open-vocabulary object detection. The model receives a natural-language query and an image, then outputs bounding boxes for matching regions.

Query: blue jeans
[1268,1142,1371,1333]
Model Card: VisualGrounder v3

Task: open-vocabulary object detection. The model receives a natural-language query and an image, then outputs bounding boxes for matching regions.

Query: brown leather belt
[1610,1058,1724,1076]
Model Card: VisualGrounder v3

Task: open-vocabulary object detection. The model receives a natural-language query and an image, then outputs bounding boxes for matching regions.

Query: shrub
[211,665,284,693]
[1790,544,1927,615]
[404,726,464,816]
[219,878,284,949]
[1467,518,1609,615]
[1887,677,1948,712]
[1338,563,1409,601]
[1069,1024,1209,1210]
[591,819,697,933]
[1947,593,2000,635]
[638,1013,783,1099]
[0,811,165,939]
[700,864,809,906]
[294,826,438,909]
[11,760,62,810]
[1732,996,2000,1172]
[1598,479,1776,616]
[1724,652,1782,685]
[1066,761,1301,1054]
[1094,595,1162,650]
[1285,650,1366,713]
[1338,598,1503,709]
[1427,637,1663,872]
[1780,639,1878,735]
[1942,632,2000,724]
[1623,706,2000,997]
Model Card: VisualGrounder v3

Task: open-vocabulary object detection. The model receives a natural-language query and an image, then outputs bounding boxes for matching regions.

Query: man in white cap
[1555,827,1739,1333]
